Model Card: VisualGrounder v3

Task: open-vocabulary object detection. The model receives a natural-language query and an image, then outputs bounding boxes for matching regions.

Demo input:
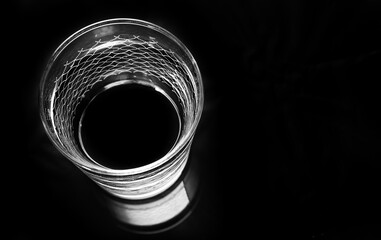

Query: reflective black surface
[8,0,381,239]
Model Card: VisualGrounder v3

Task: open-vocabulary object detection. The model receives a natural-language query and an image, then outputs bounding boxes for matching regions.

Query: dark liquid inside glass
[79,83,180,169]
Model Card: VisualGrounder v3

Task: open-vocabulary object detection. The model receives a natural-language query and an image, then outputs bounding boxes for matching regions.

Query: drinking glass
[39,18,203,200]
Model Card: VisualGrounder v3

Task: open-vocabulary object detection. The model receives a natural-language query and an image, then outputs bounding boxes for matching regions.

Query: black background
[7,0,381,239]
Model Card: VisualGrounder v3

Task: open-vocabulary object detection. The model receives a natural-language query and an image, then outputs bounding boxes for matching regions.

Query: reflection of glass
[98,154,199,233]
[39,19,203,200]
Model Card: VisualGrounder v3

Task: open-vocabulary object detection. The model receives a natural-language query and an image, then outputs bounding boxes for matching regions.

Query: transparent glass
[39,18,203,200]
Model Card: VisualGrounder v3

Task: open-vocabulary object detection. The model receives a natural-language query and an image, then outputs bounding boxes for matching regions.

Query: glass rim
[40,18,204,177]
